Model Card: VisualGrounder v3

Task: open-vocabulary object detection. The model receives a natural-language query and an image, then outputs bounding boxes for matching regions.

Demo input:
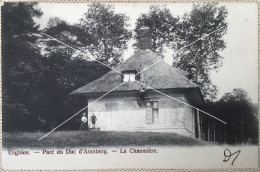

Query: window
[152,101,159,123]
[146,101,159,124]
[122,70,137,82]
[153,101,158,109]
[123,73,135,82]
[105,102,118,112]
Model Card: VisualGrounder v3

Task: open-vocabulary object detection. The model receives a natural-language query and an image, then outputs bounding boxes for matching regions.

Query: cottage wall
[88,91,196,137]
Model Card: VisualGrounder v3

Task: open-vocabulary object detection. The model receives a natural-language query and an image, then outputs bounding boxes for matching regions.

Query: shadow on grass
[3,131,210,149]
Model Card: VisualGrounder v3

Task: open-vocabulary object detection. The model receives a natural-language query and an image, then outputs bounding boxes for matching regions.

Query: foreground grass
[3,131,209,149]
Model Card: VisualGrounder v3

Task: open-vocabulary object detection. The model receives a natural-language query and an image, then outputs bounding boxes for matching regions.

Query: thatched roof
[71,49,199,95]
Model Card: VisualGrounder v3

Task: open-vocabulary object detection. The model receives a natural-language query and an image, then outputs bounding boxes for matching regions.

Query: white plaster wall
[184,104,196,135]
[87,91,195,137]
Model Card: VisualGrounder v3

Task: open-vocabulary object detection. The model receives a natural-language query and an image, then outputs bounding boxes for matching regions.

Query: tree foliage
[134,5,178,55]
[2,2,43,85]
[2,3,111,132]
[78,3,132,67]
[2,2,43,131]
[34,52,110,130]
[206,89,258,144]
[2,2,42,42]
[41,17,89,57]
[134,3,228,100]
[175,3,228,100]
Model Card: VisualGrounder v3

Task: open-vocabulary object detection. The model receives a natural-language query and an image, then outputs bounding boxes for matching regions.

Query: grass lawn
[3,131,210,149]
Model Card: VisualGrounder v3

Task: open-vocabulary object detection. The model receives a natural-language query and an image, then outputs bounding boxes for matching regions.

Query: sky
[34,2,258,103]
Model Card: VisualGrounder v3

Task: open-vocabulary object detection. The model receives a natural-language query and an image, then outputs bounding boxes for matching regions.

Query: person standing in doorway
[80,112,88,131]
[91,114,97,129]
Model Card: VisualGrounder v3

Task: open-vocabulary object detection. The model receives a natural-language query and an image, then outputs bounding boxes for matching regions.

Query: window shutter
[158,101,165,123]
[153,101,158,109]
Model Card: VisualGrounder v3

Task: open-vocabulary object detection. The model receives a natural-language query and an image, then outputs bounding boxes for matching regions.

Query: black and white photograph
[1,1,258,170]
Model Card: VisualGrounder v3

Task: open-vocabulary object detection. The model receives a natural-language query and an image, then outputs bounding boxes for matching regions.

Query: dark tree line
[206,89,258,144]
[2,2,44,131]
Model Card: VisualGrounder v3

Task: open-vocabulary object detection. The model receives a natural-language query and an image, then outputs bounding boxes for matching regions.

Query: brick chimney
[139,27,152,50]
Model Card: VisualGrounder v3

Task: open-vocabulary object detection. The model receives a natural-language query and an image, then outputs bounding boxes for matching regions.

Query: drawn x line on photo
[38,28,226,140]
[135,26,225,76]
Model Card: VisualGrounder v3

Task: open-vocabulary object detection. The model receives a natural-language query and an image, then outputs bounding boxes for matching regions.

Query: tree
[2,2,43,85]
[77,3,132,67]
[2,3,129,132]
[207,89,258,144]
[34,52,110,130]
[174,3,228,100]
[2,2,42,42]
[32,16,112,130]
[41,17,86,57]
[2,2,43,131]
[134,5,178,55]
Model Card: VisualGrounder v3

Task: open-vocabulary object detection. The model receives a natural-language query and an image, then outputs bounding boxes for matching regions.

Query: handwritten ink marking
[112,150,117,152]
[223,149,241,166]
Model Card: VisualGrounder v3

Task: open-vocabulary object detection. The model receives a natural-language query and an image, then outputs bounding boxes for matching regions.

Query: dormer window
[122,70,137,82]
[124,73,135,82]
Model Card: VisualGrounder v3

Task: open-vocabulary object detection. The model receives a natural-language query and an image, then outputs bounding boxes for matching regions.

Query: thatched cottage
[72,27,210,138]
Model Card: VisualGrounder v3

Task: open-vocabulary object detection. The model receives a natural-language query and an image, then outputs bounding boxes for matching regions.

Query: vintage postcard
[1,1,259,171]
